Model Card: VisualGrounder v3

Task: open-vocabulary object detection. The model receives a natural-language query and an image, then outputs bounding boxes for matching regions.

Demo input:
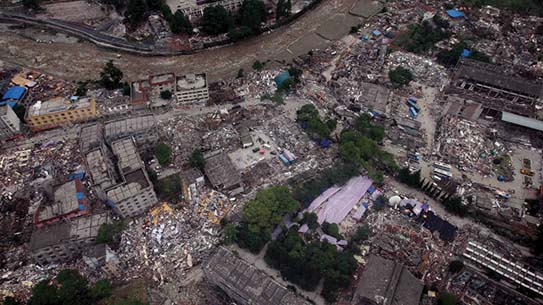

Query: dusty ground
[0,0,377,82]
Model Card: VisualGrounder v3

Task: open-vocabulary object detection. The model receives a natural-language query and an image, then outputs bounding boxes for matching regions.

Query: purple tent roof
[320,234,338,245]
[298,224,309,234]
[306,176,373,224]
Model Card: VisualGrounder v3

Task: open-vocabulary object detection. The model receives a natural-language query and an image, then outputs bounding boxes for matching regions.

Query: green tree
[275,0,291,20]
[28,280,59,305]
[438,292,459,305]
[122,82,131,96]
[321,222,342,239]
[189,148,205,170]
[238,0,267,32]
[201,5,233,34]
[448,260,464,274]
[302,212,319,230]
[96,221,125,245]
[352,225,370,244]
[170,10,192,34]
[90,279,112,301]
[252,60,264,71]
[154,143,172,166]
[56,269,92,305]
[12,104,26,121]
[3,297,23,305]
[388,66,413,87]
[160,90,172,99]
[99,60,123,90]
[146,0,164,11]
[75,81,88,96]
[243,186,299,235]
[237,68,244,78]
[224,223,237,245]
[125,0,147,25]
[443,196,467,217]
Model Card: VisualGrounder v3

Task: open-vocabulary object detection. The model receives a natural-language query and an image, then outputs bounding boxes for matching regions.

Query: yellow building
[26,96,97,130]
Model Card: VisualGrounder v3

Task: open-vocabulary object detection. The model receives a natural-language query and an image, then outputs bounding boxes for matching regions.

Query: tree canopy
[388,66,413,87]
[237,0,267,32]
[296,104,332,141]
[154,143,172,166]
[170,10,193,34]
[125,0,147,25]
[99,60,124,90]
[188,148,205,170]
[276,0,291,21]
[27,270,112,305]
[201,5,233,35]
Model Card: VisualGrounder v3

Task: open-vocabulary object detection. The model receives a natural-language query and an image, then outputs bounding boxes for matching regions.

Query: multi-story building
[34,179,89,228]
[174,0,243,20]
[131,73,176,108]
[104,138,158,218]
[104,115,158,149]
[176,73,209,104]
[0,104,21,141]
[25,96,97,131]
[29,213,109,265]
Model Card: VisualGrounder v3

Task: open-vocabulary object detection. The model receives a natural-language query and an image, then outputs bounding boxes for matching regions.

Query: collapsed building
[29,213,109,265]
[83,244,122,278]
[450,59,543,118]
[203,247,312,305]
[130,73,176,109]
[176,73,209,104]
[204,152,243,195]
[352,255,424,305]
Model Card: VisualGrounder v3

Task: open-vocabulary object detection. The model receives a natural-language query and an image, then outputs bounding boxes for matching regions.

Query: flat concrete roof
[29,97,92,117]
[111,138,142,174]
[501,111,543,132]
[104,115,156,139]
[176,73,207,91]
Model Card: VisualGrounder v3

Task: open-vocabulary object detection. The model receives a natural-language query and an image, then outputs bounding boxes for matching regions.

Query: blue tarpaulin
[320,139,330,148]
[372,29,382,36]
[300,122,308,129]
[497,175,505,182]
[446,9,465,19]
[76,192,85,200]
[461,49,471,57]
[0,101,16,108]
[67,172,86,181]
[2,86,26,102]
[367,185,376,194]
[274,71,291,87]
[78,204,86,210]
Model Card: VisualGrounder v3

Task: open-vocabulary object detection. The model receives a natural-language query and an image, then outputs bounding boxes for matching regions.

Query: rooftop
[305,176,373,224]
[149,73,175,85]
[111,138,142,174]
[80,124,104,152]
[501,111,543,132]
[176,73,207,91]
[204,247,312,305]
[29,213,109,251]
[456,59,543,98]
[36,180,87,222]
[104,115,156,139]
[2,86,26,101]
[28,96,93,117]
[353,255,423,305]
[204,153,242,190]
[86,148,115,189]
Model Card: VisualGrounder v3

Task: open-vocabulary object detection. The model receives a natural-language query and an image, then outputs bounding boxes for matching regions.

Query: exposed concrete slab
[316,13,361,41]
[287,32,330,56]
[350,0,384,18]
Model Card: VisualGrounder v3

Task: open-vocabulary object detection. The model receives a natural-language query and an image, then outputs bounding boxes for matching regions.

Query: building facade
[30,213,109,265]
[176,73,209,104]
[104,115,158,149]
[25,96,97,131]
[0,104,21,141]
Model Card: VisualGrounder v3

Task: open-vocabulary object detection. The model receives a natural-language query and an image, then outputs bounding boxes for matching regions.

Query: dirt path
[0,0,369,82]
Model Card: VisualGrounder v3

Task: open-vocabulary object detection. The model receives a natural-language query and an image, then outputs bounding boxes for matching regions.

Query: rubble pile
[386,51,450,88]
[158,116,204,163]
[438,116,508,176]
[117,204,221,285]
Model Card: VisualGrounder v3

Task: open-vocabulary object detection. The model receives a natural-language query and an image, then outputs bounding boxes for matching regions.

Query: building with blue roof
[446,9,466,19]
[1,86,26,105]
[274,71,291,88]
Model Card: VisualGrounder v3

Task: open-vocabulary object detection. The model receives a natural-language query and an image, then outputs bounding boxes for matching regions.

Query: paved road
[0,0,380,82]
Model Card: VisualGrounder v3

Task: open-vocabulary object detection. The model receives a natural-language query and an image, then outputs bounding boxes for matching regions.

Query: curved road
[0,0,379,81]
